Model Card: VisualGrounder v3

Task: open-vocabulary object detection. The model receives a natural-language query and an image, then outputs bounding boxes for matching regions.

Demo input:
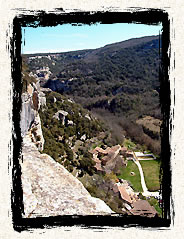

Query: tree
[79,157,96,175]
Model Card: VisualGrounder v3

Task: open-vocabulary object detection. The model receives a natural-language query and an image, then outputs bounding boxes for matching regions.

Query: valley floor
[85,139,162,216]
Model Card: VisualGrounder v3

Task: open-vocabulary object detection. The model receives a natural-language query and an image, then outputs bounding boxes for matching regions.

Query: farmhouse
[130,200,157,217]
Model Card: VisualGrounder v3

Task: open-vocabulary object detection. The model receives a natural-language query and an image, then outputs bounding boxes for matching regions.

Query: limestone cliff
[20,82,46,137]
[20,79,46,151]
[20,91,36,136]
[20,78,113,216]
[21,132,113,217]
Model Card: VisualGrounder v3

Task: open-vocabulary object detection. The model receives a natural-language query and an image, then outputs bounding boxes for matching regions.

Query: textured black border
[10,10,172,232]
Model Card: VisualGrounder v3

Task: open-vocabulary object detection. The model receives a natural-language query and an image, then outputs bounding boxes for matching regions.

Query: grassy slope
[140,160,160,191]
[117,161,143,192]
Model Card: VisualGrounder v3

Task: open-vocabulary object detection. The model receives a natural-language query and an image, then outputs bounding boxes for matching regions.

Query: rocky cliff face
[20,82,46,137]
[21,132,113,217]
[20,80,113,217]
[20,91,36,136]
[20,81,46,151]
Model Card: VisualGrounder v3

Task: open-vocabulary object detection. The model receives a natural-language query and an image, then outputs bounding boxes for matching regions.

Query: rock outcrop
[30,113,45,151]
[21,132,113,217]
[20,81,46,137]
[53,110,68,125]
[20,78,114,217]
[20,92,36,136]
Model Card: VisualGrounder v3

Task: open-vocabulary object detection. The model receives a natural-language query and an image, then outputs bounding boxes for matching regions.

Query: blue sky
[22,23,162,54]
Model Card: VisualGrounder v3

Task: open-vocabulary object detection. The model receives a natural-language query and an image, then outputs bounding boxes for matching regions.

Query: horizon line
[22,34,159,55]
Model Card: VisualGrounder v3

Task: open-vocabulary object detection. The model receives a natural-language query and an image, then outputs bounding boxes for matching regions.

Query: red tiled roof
[121,146,128,151]
[93,157,101,163]
[110,145,121,153]
[130,200,157,217]
[101,155,111,163]
[89,149,96,154]
[94,147,109,154]
[95,163,103,171]
[118,185,132,204]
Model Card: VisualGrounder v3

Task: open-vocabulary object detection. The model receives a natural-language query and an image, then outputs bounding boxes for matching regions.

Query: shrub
[104,172,117,182]
[67,165,74,172]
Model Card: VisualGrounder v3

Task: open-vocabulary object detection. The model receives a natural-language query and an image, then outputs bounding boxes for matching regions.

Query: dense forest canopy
[23,35,162,155]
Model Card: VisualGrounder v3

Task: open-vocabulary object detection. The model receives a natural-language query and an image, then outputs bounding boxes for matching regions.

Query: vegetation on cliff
[39,91,102,175]
[22,59,37,92]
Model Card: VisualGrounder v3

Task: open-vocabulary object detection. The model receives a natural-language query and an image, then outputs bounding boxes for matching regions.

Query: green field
[117,161,143,192]
[140,160,160,191]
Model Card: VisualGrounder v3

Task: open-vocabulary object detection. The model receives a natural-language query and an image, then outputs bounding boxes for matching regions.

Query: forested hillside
[23,35,162,155]
[21,34,163,215]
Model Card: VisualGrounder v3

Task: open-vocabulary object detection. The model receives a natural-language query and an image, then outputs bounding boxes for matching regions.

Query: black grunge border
[10,10,172,232]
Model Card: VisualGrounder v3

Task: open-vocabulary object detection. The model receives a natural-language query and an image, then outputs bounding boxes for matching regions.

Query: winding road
[134,159,148,193]
[133,157,160,198]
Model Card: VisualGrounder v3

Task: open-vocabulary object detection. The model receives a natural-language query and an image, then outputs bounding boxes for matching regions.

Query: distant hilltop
[23,35,160,56]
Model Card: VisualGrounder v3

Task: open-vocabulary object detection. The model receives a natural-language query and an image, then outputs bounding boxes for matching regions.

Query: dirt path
[134,159,148,193]
[133,158,160,198]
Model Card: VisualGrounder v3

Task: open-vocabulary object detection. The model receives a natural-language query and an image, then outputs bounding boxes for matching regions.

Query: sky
[21,23,162,54]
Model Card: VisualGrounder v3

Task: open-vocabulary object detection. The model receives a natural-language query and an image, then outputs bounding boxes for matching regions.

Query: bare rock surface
[20,82,46,136]
[31,113,45,151]
[20,93,36,136]
[21,133,113,218]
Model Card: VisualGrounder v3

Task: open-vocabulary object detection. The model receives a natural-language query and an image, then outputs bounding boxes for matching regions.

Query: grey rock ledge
[21,132,114,217]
